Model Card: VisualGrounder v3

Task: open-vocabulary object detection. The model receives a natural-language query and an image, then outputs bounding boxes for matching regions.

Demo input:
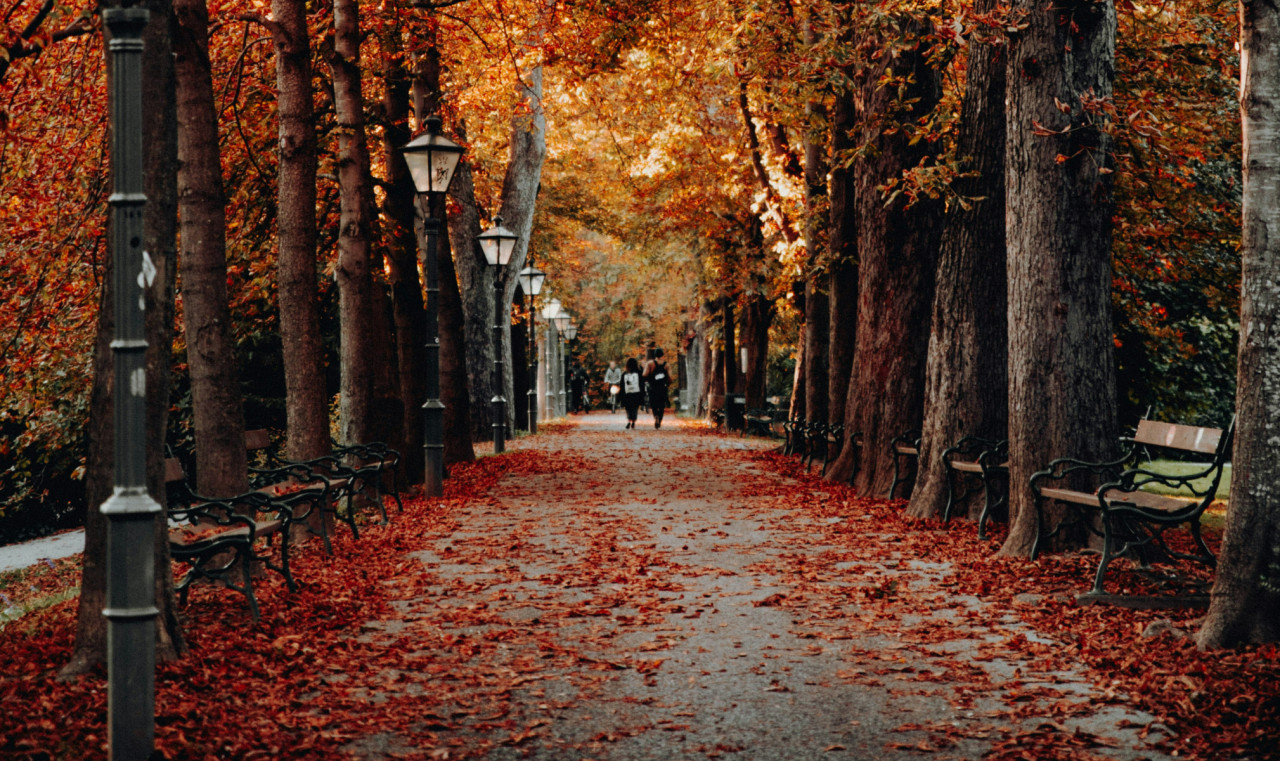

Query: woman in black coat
[620,357,644,429]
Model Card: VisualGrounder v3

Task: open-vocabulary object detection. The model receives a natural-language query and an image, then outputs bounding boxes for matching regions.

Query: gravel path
[344,413,1174,760]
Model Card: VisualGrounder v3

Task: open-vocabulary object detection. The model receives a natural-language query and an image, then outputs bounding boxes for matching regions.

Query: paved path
[0,529,82,574]
[344,413,1172,760]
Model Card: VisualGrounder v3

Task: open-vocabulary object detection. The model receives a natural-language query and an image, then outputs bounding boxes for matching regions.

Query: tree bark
[272,0,328,463]
[824,82,858,454]
[448,154,494,443]
[1000,0,1119,557]
[843,29,944,497]
[907,0,1009,520]
[820,61,869,486]
[722,299,739,395]
[1197,0,1280,647]
[330,0,380,447]
[743,292,773,409]
[65,0,186,676]
[174,0,247,496]
[494,68,548,430]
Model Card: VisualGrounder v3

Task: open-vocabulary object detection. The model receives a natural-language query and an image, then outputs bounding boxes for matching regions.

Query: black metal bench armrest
[1029,454,1128,497]
[941,435,1001,464]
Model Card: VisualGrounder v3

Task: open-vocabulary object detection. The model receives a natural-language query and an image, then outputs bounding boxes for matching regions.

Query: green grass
[1136,459,1232,501]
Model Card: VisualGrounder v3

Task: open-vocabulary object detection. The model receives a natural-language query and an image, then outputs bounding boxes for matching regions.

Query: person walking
[620,357,644,429]
[570,360,589,414]
[644,347,671,429]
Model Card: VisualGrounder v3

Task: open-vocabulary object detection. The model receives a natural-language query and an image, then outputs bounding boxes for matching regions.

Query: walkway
[345,412,1170,760]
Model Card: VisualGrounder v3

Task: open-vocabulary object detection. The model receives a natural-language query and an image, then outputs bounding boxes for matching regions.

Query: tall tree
[1197,0,1280,648]
[272,0,328,463]
[330,0,386,448]
[65,0,186,676]
[829,22,944,492]
[1000,0,1119,556]
[824,83,858,440]
[907,4,1009,520]
[174,0,248,496]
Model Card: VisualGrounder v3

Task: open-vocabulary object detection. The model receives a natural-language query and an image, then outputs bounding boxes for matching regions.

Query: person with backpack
[644,347,671,429]
[620,357,644,429]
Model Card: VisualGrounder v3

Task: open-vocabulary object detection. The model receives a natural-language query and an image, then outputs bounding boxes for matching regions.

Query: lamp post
[554,312,571,416]
[563,322,579,412]
[541,298,562,419]
[400,115,463,497]
[518,265,546,433]
[478,217,518,453]
[102,9,159,760]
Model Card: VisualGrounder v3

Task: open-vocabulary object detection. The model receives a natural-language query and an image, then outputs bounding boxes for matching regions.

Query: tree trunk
[273,0,328,463]
[448,153,494,443]
[495,67,548,431]
[722,299,739,395]
[65,0,186,676]
[743,293,773,409]
[174,0,247,496]
[1197,0,1280,647]
[1000,0,1118,557]
[800,0,829,430]
[845,29,944,497]
[330,0,380,447]
[907,0,1009,520]
[788,320,806,420]
[805,276,830,426]
[820,75,861,484]
[825,80,858,461]
[382,28,426,483]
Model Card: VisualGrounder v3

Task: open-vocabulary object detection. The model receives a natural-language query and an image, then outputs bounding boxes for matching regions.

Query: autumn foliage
[4,429,1279,759]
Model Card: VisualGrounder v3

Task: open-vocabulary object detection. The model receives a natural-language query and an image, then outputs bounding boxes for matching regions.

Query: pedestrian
[570,360,588,413]
[644,347,671,429]
[620,357,644,429]
[603,360,623,412]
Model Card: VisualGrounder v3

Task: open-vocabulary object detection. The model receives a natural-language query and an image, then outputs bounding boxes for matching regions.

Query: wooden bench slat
[1133,420,1222,455]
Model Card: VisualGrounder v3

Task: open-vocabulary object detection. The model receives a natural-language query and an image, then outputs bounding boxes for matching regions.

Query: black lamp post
[478,217,518,453]
[518,265,546,433]
[541,297,562,419]
[102,9,159,760]
[553,312,571,416]
[400,115,463,497]
[563,322,579,412]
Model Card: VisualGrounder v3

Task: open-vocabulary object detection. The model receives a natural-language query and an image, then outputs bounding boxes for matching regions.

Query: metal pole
[102,9,159,761]
[559,337,568,417]
[491,272,506,453]
[422,214,445,496]
[526,297,537,434]
[544,321,555,419]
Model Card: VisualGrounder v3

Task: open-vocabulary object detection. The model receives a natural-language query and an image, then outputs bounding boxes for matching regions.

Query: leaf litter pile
[1,416,1278,760]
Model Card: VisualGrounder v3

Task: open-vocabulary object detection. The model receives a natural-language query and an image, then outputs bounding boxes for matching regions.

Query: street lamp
[478,216,519,453]
[541,298,562,420]
[564,323,579,413]
[102,8,160,759]
[553,312,571,416]
[518,265,546,433]
[400,114,464,497]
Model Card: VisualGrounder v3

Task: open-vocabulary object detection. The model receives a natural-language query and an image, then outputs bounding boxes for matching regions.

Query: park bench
[783,418,806,456]
[1030,418,1234,600]
[743,406,783,438]
[941,436,1009,540]
[245,430,402,548]
[888,430,921,499]
[165,458,320,619]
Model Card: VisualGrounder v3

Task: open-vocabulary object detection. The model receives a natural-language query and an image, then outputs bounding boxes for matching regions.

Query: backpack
[623,372,641,394]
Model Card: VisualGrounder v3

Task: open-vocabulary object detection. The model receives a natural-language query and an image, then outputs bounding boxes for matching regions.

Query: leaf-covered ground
[1,414,1277,760]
